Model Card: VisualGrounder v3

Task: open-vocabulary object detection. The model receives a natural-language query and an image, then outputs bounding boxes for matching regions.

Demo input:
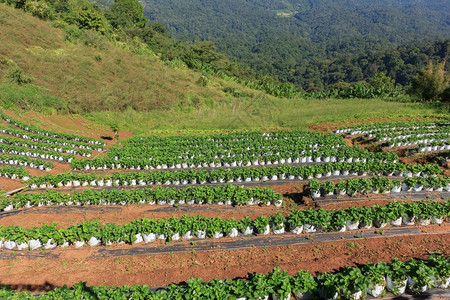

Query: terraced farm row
[0,111,448,299]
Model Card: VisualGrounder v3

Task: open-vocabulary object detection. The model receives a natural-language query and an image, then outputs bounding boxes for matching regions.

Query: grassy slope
[0,4,236,113]
[0,4,446,133]
[89,99,445,134]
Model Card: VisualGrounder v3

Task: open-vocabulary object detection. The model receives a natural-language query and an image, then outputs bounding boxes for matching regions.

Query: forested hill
[144,0,450,89]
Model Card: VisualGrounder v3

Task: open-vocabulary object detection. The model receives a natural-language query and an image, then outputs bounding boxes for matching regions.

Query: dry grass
[0,4,239,113]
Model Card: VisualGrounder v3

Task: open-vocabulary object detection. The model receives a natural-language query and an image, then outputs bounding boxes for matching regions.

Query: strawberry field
[0,110,448,299]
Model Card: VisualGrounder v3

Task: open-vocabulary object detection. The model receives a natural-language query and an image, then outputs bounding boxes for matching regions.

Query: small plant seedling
[306,235,314,240]
[376,230,385,235]
[191,241,197,246]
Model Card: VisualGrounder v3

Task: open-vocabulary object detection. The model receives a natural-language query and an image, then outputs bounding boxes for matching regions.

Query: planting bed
[0,114,448,299]
[0,233,447,295]
[336,120,450,158]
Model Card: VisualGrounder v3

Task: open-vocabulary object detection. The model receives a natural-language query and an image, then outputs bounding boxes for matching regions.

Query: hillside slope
[0,4,246,113]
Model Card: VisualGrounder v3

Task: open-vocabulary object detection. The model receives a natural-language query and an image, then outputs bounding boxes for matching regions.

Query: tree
[440,86,450,103]
[370,72,394,90]
[77,7,106,33]
[24,0,55,20]
[107,0,147,29]
[410,62,447,101]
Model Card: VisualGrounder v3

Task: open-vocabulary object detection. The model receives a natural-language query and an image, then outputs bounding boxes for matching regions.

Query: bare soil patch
[0,177,26,192]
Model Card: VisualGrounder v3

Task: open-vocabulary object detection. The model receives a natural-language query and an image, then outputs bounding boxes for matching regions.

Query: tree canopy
[107,0,147,29]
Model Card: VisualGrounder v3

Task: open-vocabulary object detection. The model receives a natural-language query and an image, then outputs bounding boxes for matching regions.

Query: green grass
[88,97,446,134]
[0,83,68,113]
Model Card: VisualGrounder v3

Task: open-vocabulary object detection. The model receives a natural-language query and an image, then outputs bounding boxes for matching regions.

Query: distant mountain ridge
[144,0,450,88]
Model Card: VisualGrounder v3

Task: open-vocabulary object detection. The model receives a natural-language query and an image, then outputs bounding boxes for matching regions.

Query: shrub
[410,62,447,101]
[4,67,33,85]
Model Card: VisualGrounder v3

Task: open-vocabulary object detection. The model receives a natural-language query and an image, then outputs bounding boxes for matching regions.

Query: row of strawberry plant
[378,129,450,141]
[0,201,447,250]
[28,161,442,189]
[1,185,282,211]
[386,136,449,149]
[308,176,450,198]
[0,154,53,171]
[0,143,73,162]
[0,255,448,299]
[100,131,349,168]
[109,138,365,156]
[335,120,448,135]
[0,135,92,156]
[372,123,449,140]
[0,110,105,146]
[118,130,346,150]
[417,142,450,153]
[0,166,30,180]
[71,146,398,170]
[0,126,103,150]
[336,121,450,151]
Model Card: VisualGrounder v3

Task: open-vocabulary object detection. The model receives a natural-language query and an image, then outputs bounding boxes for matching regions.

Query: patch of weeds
[347,242,360,249]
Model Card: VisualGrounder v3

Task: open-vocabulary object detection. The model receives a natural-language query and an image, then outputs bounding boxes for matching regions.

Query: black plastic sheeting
[0,206,122,219]
[25,174,405,193]
[314,191,450,206]
[70,160,328,174]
